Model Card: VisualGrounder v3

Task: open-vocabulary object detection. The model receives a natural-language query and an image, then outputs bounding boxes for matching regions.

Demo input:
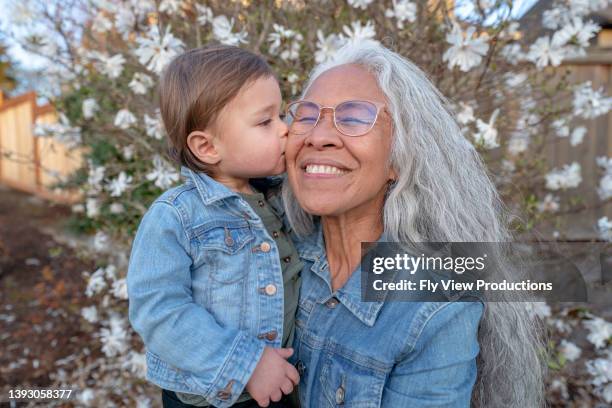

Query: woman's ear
[187,130,221,165]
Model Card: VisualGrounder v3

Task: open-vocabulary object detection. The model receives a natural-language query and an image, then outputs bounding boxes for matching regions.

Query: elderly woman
[282,43,545,407]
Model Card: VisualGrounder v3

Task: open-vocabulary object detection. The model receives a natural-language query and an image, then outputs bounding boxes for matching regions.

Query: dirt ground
[0,185,95,404]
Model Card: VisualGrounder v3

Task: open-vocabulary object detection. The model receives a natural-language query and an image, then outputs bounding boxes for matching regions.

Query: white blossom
[97,53,126,79]
[114,5,136,37]
[558,340,581,362]
[114,109,137,129]
[77,389,96,406]
[144,111,165,140]
[268,24,303,61]
[82,98,99,120]
[112,278,128,300]
[342,21,377,45]
[129,73,154,95]
[570,126,587,146]
[347,0,374,9]
[81,306,99,323]
[500,43,524,65]
[124,351,147,379]
[212,15,248,46]
[443,24,489,72]
[86,198,101,218]
[122,145,135,161]
[159,0,183,15]
[526,302,551,319]
[92,13,113,33]
[473,109,500,149]
[195,4,213,25]
[507,135,529,156]
[315,30,346,63]
[598,216,612,242]
[456,102,475,125]
[505,72,527,88]
[573,82,612,119]
[586,356,612,386]
[87,165,105,192]
[146,155,179,189]
[385,0,417,29]
[553,17,600,48]
[109,202,125,214]
[526,36,566,69]
[104,264,117,281]
[107,172,133,197]
[85,268,107,297]
[93,231,110,253]
[552,118,569,138]
[537,194,560,213]
[100,314,129,357]
[583,317,612,349]
[545,162,582,190]
[134,26,184,74]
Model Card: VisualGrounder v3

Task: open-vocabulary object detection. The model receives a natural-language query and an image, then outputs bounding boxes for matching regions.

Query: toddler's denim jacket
[128,167,294,408]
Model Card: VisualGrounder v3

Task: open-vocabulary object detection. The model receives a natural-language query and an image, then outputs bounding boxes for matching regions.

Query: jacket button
[260,242,271,252]
[258,200,265,207]
[265,330,278,341]
[264,284,277,296]
[335,386,345,404]
[325,297,339,308]
[272,231,279,238]
[283,256,291,263]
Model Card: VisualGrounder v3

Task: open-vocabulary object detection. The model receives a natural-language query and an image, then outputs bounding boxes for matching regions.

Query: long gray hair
[282,42,546,407]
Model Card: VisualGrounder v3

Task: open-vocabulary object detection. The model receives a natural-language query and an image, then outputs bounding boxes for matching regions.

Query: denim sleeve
[127,201,265,407]
[381,301,483,407]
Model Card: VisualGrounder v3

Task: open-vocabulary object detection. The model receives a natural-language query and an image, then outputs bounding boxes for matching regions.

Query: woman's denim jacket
[291,222,485,407]
[127,167,294,408]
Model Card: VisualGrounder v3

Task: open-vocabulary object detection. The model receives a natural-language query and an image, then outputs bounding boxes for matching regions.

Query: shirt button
[325,297,339,308]
[296,360,305,376]
[335,386,345,405]
[272,231,279,238]
[264,284,277,296]
[260,242,271,252]
[258,200,265,207]
[283,256,291,263]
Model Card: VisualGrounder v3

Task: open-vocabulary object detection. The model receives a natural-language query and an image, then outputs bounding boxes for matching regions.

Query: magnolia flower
[500,43,524,65]
[573,82,612,119]
[212,15,248,46]
[129,73,154,95]
[93,231,110,252]
[134,26,184,74]
[542,7,568,30]
[81,306,99,323]
[526,36,566,69]
[505,72,527,88]
[456,102,475,125]
[583,317,612,349]
[558,340,581,362]
[144,112,165,140]
[104,264,117,281]
[598,216,612,241]
[92,13,113,33]
[85,268,107,297]
[537,194,559,213]
[586,357,612,386]
[122,145,135,161]
[100,314,129,357]
[507,135,529,156]
[598,173,612,201]
[82,98,99,120]
[473,109,500,149]
[545,162,582,190]
[347,0,374,9]
[552,118,569,138]
[385,0,417,29]
[315,30,346,63]
[268,24,303,61]
[114,5,136,37]
[342,21,377,45]
[97,53,125,79]
[86,198,101,218]
[159,0,183,15]
[124,351,147,379]
[195,4,213,25]
[114,109,137,129]
[109,202,125,214]
[87,165,105,192]
[147,155,180,189]
[443,24,489,72]
[570,126,587,146]
[77,389,96,406]
[107,172,133,197]
[112,278,128,300]
[553,17,600,48]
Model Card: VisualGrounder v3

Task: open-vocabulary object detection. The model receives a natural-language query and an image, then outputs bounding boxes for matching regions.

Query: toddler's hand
[246,347,299,407]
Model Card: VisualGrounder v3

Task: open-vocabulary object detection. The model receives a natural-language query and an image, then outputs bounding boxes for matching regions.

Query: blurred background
[0,0,610,406]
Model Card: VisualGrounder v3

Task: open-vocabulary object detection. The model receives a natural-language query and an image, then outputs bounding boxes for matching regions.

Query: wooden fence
[0,91,82,204]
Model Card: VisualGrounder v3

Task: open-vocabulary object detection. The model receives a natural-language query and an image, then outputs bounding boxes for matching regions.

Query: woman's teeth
[305,164,347,175]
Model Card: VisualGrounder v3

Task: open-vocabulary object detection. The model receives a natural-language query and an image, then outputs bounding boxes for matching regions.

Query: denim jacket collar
[181,166,238,205]
[299,222,388,327]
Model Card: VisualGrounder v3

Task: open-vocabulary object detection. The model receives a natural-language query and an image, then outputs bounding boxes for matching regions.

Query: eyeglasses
[286,100,386,137]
